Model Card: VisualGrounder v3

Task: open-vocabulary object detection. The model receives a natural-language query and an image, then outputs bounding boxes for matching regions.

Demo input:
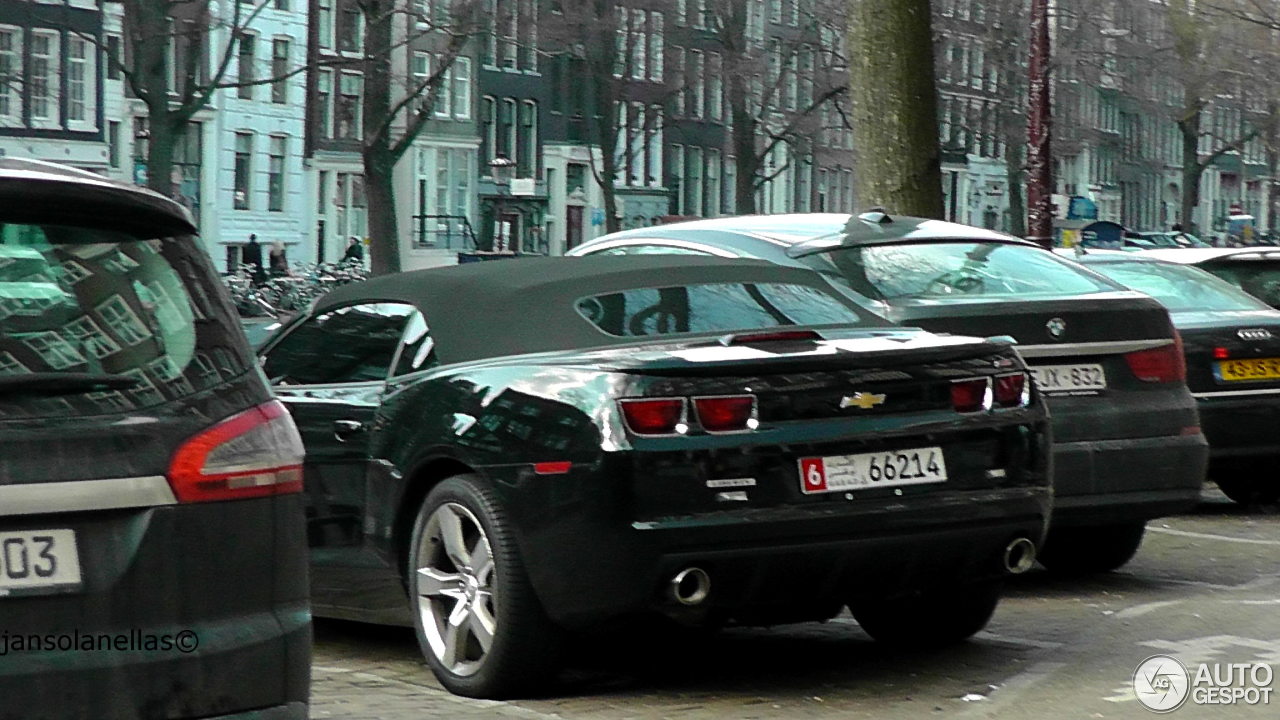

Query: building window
[316,69,333,138]
[237,34,255,99]
[451,57,471,119]
[338,2,363,54]
[707,149,722,218]
[271,39,289,103]
[268,136,285,211]
[274,0,288,9]
[0,27,20,123]
[335,72,363,139]
[669,144,684,213]
[318,0,334,50]
[105,34,121,80]
[234,132,252,210]
[108,121,120,168]
[670,47,685,115]
[517,100,537,177]
[689,50,704,118]
[648,12,664,81]
[481,96,496,162]
[687,146,703,216]
[29,30,59,125]
[707,53,723,121]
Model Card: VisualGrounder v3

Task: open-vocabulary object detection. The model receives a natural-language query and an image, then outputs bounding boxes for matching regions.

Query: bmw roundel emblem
[1046,317,1067,340]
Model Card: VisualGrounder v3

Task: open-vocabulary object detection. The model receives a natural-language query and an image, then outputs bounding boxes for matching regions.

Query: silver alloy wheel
[414,502,496,677]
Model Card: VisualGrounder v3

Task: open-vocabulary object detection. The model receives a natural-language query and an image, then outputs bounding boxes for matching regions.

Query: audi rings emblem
[1046,317,1067,340]
[1237,328,1273,341]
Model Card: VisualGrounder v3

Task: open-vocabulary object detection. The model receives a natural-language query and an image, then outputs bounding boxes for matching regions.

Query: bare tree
[705,0,847,214]
[846,0,943,217]
[114,0,270,198]
[351,0,481,274]
[541,0,677,234]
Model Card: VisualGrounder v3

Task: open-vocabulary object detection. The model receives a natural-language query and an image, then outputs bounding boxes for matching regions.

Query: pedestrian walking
[243,233,267,284]
[268,241,290,276]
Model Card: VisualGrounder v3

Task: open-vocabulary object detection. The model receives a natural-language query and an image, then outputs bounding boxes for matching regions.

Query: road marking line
[1148,526,1280,546]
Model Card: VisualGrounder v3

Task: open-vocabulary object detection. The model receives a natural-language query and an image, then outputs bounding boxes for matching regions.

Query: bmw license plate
[0,530,82,597]
[1029,364,1107,395]
[799,447,947,495]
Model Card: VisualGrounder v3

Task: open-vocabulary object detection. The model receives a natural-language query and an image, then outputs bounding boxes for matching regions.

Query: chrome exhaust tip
[670,567,711,606]
[1004,537,1037,574]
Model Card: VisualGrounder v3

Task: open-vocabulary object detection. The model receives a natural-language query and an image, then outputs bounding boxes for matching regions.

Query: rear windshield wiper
[0,372,140,396]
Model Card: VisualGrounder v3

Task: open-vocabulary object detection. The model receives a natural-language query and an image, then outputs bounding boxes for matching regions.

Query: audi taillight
[167,400,305,502]
[1125,334,1186,383]
[951,378,992,413]
[693,395,758,433]
[619,397,686,435]
[993,372,1029,408]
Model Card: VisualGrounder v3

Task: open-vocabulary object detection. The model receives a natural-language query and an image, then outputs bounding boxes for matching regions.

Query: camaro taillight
[993,372,1029,408]
[167,400,305,503]
[693,395,758,433]
[951,378,992,413]
[619,397,686,435]
[1125,334,1186,383]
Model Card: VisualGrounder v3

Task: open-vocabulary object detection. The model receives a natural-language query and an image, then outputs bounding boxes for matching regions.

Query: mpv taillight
[167,400,305,502]
[1125,334,1186,383]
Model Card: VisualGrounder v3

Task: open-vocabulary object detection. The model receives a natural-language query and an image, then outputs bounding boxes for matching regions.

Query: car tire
[407,473,563,699]
[1038,522,1146,575]
[848,581,1001,648]
[1214,477,1280,506]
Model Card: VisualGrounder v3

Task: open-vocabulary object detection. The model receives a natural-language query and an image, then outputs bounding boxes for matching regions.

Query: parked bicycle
[223,259,369,318]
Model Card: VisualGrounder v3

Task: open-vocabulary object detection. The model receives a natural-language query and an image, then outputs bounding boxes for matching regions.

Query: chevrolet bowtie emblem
[840,392,886,410]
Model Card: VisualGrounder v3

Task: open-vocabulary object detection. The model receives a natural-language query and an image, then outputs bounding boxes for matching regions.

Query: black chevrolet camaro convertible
[258,256,1051,698]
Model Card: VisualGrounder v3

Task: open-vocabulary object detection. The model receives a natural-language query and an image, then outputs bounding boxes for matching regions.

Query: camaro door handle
[333,419,365,441]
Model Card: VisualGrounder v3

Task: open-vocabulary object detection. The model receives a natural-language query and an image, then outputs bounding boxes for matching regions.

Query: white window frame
[451,57,471,119]
[67,35,98,129]
[29,29,60,129]
[0,25,22,126]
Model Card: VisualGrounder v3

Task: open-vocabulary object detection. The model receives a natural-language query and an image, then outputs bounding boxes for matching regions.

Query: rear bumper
[1195,393,1280,459]
[1049,432,1207,527]
[515,486,1051,629]
[0,496,311,720]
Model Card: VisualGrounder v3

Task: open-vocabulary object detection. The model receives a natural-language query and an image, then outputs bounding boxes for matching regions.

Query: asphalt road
[311,485,1280,719]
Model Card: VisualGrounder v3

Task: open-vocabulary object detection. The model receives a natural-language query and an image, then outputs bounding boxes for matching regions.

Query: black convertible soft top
[311,255,889,364]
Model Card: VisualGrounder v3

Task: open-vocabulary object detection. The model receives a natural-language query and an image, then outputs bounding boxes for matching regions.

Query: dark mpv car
[0,160,309,719]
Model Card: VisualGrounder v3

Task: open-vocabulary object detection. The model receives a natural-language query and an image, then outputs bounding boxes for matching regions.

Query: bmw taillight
[993,372,1029,408]
[1125,334,1186,383]
[951,378,992,413]
[693,395,758,433]
[619,397,687,435]
[167,400,305,502]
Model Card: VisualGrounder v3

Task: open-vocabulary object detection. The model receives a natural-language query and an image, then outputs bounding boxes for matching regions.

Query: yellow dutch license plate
[1217,358,1280,382]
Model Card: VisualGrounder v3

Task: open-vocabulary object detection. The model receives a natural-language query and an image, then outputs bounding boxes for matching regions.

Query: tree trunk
[846,0,943,217]
[1267,101,1279,235]
[364,152,401,275]
[1178,109,1203,234]
[729,76,759,214]
[360,0,401,274]
[144,114,179,198]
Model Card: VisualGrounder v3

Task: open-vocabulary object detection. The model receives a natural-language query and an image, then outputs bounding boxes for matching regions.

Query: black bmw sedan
[1075,252,1280,504]
[569,212,1209,574]
[258,255,1052,698]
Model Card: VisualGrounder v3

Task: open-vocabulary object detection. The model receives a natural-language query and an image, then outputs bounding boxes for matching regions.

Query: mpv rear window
[0,223,249,419]
[576,282,865,337]
[801,242,1116,301]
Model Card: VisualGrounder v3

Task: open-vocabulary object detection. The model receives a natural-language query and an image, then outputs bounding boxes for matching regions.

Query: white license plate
[1030,363,1107,394]
[0,530,82,596]
[799,447,947,494]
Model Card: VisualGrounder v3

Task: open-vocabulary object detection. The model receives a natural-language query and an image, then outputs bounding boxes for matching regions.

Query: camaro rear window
[0,223,248,418]
[801,243,1115,301]
[1088,261,1272,313]
[576,282,864,337]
